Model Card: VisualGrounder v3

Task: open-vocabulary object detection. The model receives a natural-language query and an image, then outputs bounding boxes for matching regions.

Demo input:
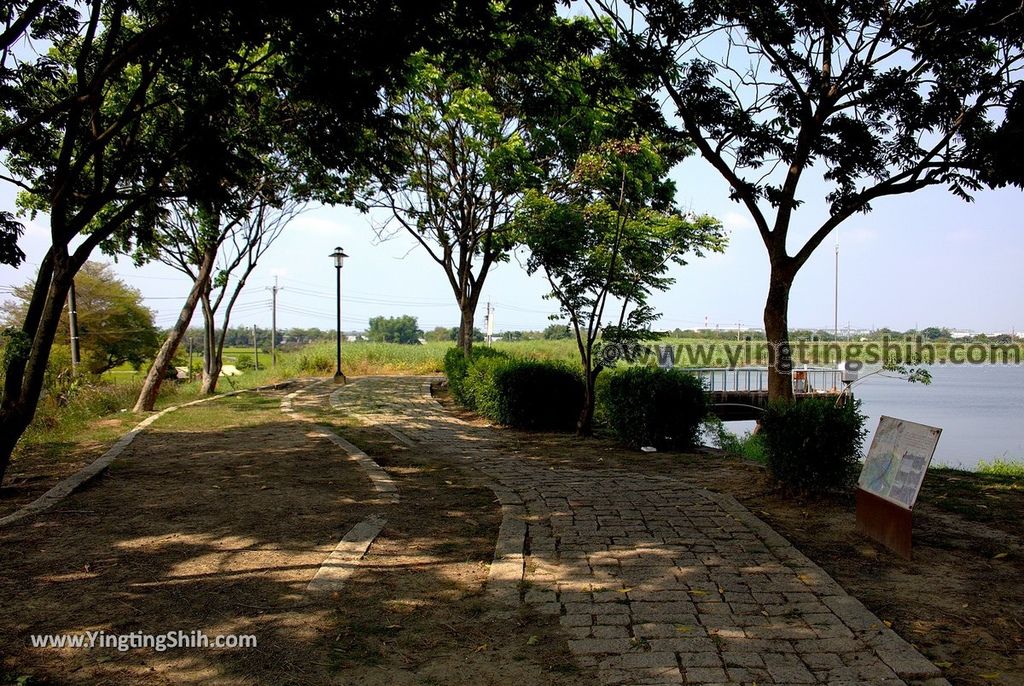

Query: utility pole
[253,324,259,371]
[485,301,494,345]
[67,280,81,372]
[834,236,839,341]
[267,277,281,367]
[737,321,742,342]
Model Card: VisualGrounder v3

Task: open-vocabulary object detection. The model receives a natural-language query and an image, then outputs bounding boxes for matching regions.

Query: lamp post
[330,246,348,384]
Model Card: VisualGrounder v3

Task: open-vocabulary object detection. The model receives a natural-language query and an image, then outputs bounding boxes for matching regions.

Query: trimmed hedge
[445,346,583,430]
[474,359,583,431]
[443,346,508,408]
[598,367,708,450]
[759,398,866,496]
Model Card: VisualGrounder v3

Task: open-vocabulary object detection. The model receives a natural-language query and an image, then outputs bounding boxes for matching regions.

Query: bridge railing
[681,367,843,394]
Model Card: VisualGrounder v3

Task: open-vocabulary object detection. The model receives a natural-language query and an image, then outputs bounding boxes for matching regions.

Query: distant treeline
[167,323,1018,352]
[175,326,339,352]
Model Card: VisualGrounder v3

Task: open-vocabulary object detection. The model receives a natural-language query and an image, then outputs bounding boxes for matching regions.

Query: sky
[2,3,1022,339]
[2,158,1021,337]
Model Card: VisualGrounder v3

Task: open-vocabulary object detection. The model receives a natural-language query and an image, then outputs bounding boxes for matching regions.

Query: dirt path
[328,377,950,686]
[0,382,591,686]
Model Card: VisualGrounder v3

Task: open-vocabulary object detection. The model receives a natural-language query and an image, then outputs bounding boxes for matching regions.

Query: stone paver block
[331,377,950,686]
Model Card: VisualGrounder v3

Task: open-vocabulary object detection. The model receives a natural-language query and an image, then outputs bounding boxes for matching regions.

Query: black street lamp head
[330,246,348,268]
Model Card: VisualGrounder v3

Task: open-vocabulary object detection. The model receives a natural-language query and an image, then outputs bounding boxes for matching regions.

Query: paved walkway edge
[0,380,297,528]
[281,381,399,503]
[415,379,946,684]
[338,378,529,608]
[306,513,387,594]
[701,488,946,681]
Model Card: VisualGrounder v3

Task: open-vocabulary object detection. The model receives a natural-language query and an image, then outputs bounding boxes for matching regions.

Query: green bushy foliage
[598,367,708,450]
[443,346,508,407]
[475,358,583,430]
[466,353,514,416]
[760,398,866,496]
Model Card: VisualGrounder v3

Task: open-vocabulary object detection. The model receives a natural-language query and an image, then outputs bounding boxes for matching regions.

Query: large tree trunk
[0,255,75,484]
[133,247,217,412]
[201,357,222,394]
[200,294,220,394]
[576,366,600,437]
[457,295,479,358]
[765,265,795,403]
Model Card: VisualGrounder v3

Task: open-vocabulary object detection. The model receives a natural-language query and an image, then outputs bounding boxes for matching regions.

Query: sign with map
[858,416,942,510]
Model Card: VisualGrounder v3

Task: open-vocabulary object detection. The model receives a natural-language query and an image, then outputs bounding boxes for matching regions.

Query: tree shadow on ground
[0,391,592,685]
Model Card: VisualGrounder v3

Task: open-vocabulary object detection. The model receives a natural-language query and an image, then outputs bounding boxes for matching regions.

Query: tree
[363,50,528,358]
[2,262,159,375]
[424,326,456,342]
[516,138,725,434]
[543,323,573,340]
[589,0,1024,401]
[920,326,951,342]
[134,181,299,409]
[0,0,526,483]
[195,197,300,393]
[367,316,423,344]
[362,14,641,358]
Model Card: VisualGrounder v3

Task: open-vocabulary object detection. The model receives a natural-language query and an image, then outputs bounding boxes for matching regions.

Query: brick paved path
[331,376,947,686]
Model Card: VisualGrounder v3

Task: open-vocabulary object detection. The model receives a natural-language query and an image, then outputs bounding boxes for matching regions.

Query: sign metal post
[855,416,942,559]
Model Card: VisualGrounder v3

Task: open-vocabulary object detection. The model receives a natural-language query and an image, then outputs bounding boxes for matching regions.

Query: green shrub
[759,398,866,496]
[474,358,583,430]
[443,346,508,407]
[466,353,513,415]
[598,367,708,450]
[295,348,335,375]
[704,416,767,464]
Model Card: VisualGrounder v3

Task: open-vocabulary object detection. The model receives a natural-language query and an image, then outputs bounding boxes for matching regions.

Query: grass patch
[150,392,282,431]
[703,416,767,464]
[283,340,447,376]
[975,458,1024,477]
[923,465,1024,524]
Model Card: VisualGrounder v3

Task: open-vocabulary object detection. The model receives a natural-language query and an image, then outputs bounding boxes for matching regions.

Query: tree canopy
[2,262,159,375]
[516,137,725,433]
[587,0,1024,399]
[362,12,672,357]
[367,315,423,345]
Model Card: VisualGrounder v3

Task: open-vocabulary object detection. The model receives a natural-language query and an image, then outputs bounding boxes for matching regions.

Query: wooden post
[855,488,913,559]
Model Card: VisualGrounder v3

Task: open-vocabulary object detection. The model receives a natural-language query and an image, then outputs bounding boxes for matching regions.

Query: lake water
[726,365,1024,470]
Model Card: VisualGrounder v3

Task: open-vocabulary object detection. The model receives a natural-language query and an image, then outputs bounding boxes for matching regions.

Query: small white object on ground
[640,445,657,453]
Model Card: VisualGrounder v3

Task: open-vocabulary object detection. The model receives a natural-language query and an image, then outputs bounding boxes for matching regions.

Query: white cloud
[288,215,345,236]
[722,211,754,232]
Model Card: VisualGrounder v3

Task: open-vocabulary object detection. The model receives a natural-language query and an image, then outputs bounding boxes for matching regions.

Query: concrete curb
[0,380,297,528]
[333,378,529,607]
[306,513,387,594]
[280,381,399,503]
